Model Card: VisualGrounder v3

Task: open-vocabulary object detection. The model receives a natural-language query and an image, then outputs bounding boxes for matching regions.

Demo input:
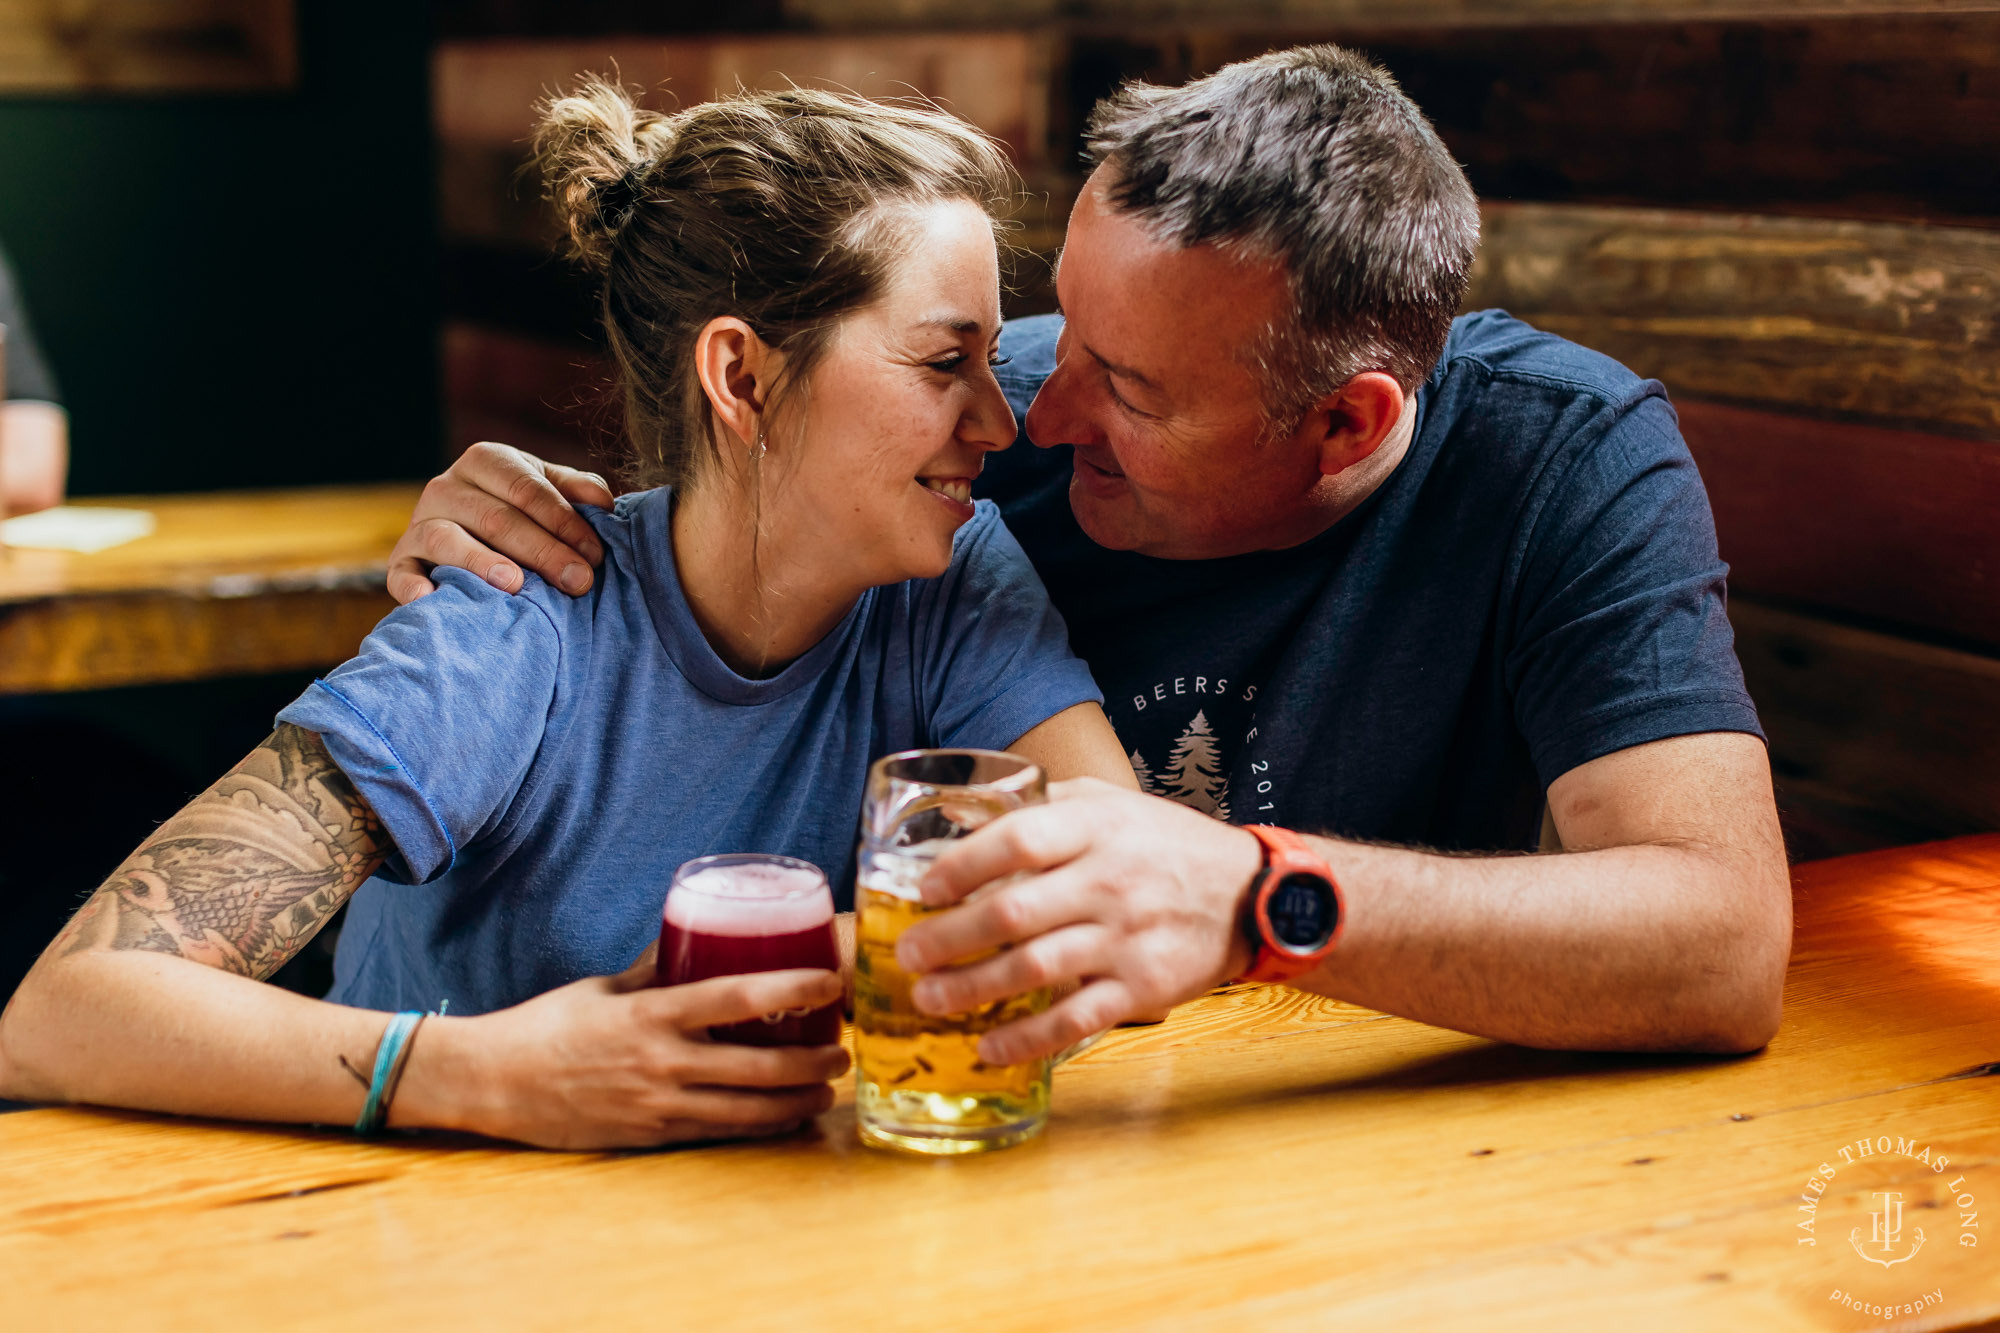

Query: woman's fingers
[684,1039,851,1089]
[653,968,844,1030]
[669,1081,837,1129]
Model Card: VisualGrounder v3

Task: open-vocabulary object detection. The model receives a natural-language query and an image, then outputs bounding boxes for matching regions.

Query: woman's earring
[753,428,767,460]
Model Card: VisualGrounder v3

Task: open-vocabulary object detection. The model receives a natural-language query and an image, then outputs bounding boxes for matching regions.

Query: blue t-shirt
[979,310,1762,851]
[279,490,1099,1014]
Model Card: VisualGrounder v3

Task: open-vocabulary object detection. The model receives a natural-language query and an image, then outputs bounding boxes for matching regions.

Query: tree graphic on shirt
[1127,748,1159,796]
[1161,710,1230,820]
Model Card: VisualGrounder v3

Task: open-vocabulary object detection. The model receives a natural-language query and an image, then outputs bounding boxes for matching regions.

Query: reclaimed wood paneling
[782,0,2000,27]
[1679,399,2000,649]
[0,0,294,94]
[1733,597,2000,853]
[1465,202,2000,437]
[443,323,617,477]
[434,33,1054,165]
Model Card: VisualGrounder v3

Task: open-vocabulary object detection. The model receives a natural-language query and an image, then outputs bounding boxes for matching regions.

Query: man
[389,46,1790,1063]
[0,239,69,516]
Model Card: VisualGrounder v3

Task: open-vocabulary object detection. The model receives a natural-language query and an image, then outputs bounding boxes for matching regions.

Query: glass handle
[1052,1027,1108,1066]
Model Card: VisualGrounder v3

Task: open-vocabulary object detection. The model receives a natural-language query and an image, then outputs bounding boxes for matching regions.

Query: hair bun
[532,77,676,270]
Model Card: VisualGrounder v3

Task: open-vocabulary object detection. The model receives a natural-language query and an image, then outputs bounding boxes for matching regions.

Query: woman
[0,82,1133,1148]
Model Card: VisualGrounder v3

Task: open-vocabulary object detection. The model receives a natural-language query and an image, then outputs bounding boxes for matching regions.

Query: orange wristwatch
[1234,824,1344,984]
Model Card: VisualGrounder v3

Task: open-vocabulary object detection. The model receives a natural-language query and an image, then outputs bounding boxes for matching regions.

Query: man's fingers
[656,968,844,1030]
[545,461,616,512]
[917,805,1095,907]
[897,865,1096,974]
[910,922,1107,1016]
[455,441,604,563]
[979,978,1135,1067]
[495,461,606,570]
[385,553,439,605]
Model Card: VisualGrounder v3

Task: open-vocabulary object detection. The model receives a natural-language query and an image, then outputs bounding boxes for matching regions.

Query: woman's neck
[670,478,866,678]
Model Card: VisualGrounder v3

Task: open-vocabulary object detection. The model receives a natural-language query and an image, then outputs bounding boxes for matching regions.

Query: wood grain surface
[0,484,417,694]
[0,0,295,95]
[5,837,1997,1330]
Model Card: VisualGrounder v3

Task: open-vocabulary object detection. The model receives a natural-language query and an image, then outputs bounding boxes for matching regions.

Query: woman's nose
[961,373,1017,452]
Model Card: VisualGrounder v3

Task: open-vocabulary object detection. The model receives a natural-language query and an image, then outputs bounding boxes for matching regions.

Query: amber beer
[854,751,1050,1154]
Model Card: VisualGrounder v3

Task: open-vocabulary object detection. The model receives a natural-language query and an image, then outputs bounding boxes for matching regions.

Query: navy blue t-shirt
[278,491,1100,1014]
[981,310,1762,852]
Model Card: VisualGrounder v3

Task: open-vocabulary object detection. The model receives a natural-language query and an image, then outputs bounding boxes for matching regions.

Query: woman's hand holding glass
[402,952,848,1151]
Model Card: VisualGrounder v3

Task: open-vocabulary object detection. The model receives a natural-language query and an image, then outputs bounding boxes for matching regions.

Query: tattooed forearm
[48,724,390,980]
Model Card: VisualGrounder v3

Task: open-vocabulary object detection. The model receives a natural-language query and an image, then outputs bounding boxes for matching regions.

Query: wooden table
[0,484,420,694]
[4,837,1997,1331]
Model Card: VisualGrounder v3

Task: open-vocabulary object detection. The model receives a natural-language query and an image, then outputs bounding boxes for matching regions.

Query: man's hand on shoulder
[894,779,1262,1066]
[388,442,615,605]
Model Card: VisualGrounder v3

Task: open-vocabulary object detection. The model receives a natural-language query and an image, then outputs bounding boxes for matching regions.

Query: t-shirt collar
[628,487,868,705]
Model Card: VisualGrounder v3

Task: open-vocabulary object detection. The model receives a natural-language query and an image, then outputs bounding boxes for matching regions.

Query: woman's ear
[693,316,780,454]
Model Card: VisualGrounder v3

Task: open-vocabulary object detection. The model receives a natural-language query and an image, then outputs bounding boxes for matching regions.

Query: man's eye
[1108,380,1153,419]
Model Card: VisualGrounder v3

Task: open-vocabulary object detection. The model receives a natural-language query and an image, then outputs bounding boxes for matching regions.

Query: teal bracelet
[354,1010,425,1135]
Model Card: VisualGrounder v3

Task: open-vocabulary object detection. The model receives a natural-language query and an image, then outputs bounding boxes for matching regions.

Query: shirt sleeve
[276,568,562,882]
[914,501,1104,751]
[0,245,61,404]
[1506,389,1765,788]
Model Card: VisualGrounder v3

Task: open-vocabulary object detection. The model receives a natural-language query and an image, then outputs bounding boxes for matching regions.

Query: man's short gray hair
[1085,45,1480,424]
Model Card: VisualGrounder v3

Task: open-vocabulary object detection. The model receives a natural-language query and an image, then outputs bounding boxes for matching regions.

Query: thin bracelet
[354,1011,426,1135]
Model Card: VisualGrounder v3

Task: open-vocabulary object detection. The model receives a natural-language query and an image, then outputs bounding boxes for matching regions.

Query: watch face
[1266,874,1337,953]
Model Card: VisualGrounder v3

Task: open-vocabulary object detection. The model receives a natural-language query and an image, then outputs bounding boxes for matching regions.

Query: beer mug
[656,853,843,1046]
[854,749,1051,1154]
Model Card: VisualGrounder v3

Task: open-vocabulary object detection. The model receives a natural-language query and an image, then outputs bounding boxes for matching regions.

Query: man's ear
[693,316,780,453]
[1296,371,1407,478]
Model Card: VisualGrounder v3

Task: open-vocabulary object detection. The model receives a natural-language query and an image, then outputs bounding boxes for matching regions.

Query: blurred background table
[0,484,419,695]
[4,836,1997,1331]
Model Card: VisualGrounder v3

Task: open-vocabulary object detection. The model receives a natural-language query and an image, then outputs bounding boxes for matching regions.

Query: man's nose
[1024,354,1103,450]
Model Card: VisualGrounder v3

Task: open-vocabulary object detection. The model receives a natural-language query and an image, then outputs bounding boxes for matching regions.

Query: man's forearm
[1294,835,1790,1053]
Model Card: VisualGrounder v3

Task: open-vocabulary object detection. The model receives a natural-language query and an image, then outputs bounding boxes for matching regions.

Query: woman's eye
[925,354,968,373]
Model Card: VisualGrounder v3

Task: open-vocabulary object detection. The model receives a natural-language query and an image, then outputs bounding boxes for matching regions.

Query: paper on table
[0,506,156,553]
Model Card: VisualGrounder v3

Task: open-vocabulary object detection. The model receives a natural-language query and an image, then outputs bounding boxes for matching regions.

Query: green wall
[0,2,438,496]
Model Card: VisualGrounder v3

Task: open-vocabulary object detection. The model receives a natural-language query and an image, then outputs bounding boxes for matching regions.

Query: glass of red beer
[655,853,842,1046]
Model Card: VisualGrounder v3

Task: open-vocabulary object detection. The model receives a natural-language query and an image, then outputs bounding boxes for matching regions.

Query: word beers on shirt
[656,854,842,1046]
[853,854,1052,1154]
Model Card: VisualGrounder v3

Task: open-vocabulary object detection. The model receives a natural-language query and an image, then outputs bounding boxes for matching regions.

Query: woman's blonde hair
[534,78,1018,490]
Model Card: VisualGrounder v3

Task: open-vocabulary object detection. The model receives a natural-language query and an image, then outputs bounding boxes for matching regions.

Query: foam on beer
[666,861,833,936]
